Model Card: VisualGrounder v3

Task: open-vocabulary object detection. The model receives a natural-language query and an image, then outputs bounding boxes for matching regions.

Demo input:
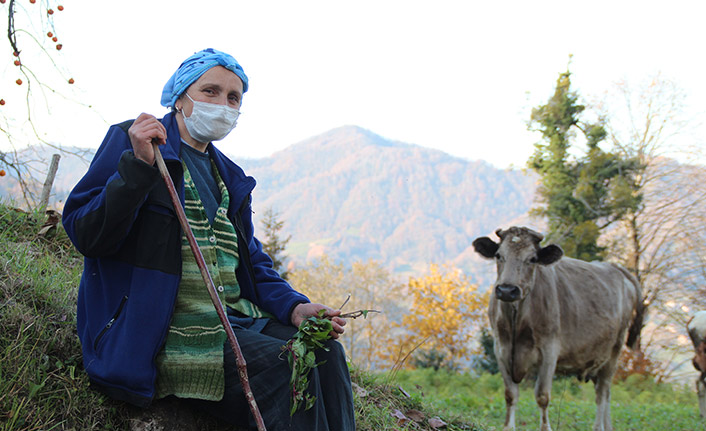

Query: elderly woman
[62,48,355,430]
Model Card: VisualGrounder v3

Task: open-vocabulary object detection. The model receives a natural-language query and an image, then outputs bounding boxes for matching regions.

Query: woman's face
[175,65,244,116]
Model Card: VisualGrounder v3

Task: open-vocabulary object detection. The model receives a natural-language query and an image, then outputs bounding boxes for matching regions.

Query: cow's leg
[497,363,519,431]
[593,363,616,431]
[534,351,557,431]
[697,378,706,418]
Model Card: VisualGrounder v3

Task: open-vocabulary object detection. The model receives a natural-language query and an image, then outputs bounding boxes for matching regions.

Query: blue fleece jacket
[62,112,309,407]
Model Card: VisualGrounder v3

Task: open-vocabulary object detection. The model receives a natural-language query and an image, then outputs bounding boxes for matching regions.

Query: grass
[1,202,704,430]
[0,205,131,430]
[391,368,706,430]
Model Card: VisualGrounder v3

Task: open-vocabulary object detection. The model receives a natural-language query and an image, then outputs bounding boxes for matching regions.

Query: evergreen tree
[528,67,641,261]
[475,328,498,375]
[260,207,292,279]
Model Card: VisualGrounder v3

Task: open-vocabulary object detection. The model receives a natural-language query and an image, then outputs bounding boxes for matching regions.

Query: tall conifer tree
[528,67,641,261]
[260,207,292,279]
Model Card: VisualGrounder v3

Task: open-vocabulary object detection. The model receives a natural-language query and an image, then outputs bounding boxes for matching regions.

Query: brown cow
[687,311,706,417]
[473,227,644,431]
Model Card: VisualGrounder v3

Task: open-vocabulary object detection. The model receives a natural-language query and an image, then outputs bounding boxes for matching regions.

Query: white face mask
[181,93,240,144]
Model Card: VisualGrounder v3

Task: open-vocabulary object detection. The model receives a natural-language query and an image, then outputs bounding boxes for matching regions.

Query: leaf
[405,409,425,422]
[351,382,368,398]
[304,351,316,368]
[292,340,307,358]
[390,409,409,425]
[429,416,447,429]
[28,380,46,399]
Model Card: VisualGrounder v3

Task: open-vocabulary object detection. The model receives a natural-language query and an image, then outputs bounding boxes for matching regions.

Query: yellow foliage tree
[379,264,488,370]
[288,255,404,369]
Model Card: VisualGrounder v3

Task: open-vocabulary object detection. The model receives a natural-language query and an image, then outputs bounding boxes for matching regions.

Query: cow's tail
[622,268,645,351]
[626,295,645,350]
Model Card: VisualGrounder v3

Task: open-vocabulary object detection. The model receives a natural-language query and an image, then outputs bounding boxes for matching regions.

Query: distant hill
[0,126,539,283]
[234,126,539,281]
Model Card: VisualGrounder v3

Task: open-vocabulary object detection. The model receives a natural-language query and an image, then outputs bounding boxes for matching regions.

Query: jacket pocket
[93,295,128,352]
[115,202,182,274]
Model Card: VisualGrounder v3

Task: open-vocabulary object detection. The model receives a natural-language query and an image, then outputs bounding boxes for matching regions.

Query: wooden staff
[152,142,267,431]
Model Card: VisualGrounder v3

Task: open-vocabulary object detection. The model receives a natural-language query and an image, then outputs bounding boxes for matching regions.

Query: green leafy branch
[281,303,380,416]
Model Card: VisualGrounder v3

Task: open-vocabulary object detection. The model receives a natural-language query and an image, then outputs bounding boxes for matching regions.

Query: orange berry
[47,32,53,38]
[14,60,20,66]
[29,0,35,3]
[47,8,54,14]
[13,51,18,57]
[0,170,6,177]
[0,99,5,105]
[57,5,64,10]
[16,79,22,85]
[55,44,62,50]
[68,78,74,84]
[0,0,6,4]
[52,37,58,42]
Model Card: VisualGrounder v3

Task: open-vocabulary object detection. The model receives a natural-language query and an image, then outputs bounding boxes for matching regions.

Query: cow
[687,311,706,417]
[473,226,644,431]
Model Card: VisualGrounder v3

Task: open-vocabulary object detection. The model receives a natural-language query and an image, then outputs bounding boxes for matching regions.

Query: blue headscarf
[160,48,249,108]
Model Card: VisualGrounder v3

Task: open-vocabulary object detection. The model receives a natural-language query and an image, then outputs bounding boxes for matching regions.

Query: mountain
[234,126,538,279]
[0,126,539,282]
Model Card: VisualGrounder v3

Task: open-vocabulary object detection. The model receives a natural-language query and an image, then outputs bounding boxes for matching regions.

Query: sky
[4,0,706,169]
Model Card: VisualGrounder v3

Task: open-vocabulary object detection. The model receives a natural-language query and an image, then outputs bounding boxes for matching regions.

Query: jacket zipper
[93,295,128,351]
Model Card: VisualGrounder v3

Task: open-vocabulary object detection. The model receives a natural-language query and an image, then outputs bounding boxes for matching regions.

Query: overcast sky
[5,0,706,168]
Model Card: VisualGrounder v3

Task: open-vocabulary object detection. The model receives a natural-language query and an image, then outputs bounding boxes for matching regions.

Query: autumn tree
[379,264,487,370]
[260,207,292,279]
[288,255,403,369]
[1,0,87,208]
[528,67,643,261]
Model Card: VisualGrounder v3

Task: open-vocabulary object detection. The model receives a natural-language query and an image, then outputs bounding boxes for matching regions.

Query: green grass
[1,202,704,430]
[392,368,706,430]
[0,206,131,430]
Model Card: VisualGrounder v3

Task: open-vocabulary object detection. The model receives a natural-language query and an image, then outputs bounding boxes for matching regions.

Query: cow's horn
[495,228,506,239]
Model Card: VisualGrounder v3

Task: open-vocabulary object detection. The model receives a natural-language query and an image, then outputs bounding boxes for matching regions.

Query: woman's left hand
[291,303,346,339]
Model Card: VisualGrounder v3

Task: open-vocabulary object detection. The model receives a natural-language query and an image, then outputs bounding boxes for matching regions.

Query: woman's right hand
[128,113,167,165]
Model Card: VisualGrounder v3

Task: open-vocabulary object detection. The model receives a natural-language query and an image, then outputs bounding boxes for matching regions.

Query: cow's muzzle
[495,284,521,302]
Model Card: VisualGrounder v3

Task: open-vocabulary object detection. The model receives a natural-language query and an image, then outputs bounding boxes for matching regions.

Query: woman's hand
[291,303,347,339]
[128,113,167,165]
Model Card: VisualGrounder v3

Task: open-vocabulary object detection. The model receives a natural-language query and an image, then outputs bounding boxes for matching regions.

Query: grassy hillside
[0,204,129,429]
[2,202,703,430]
[0,203,480,430]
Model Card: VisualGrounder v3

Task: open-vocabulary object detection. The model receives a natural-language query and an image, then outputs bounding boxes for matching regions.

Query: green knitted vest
[155,160,270,401]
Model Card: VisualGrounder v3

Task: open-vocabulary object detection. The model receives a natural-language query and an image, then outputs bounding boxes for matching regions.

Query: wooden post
[39,153,61,209]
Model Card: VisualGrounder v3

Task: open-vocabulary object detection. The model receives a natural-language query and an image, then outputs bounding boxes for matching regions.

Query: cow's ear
[537,244,563,265]
[473,237,499,259]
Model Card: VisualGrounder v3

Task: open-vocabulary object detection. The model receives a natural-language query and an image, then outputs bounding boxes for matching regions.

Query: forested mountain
[235,126,538,279]
[0,126,539,282]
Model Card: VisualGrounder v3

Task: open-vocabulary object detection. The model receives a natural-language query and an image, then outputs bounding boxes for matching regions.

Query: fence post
[39,153,61,209]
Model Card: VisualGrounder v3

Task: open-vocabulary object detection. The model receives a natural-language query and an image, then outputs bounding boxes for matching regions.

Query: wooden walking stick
[152,141,267,431]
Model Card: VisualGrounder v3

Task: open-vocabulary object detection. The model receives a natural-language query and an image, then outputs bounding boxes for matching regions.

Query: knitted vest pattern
[155,160,268,401]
